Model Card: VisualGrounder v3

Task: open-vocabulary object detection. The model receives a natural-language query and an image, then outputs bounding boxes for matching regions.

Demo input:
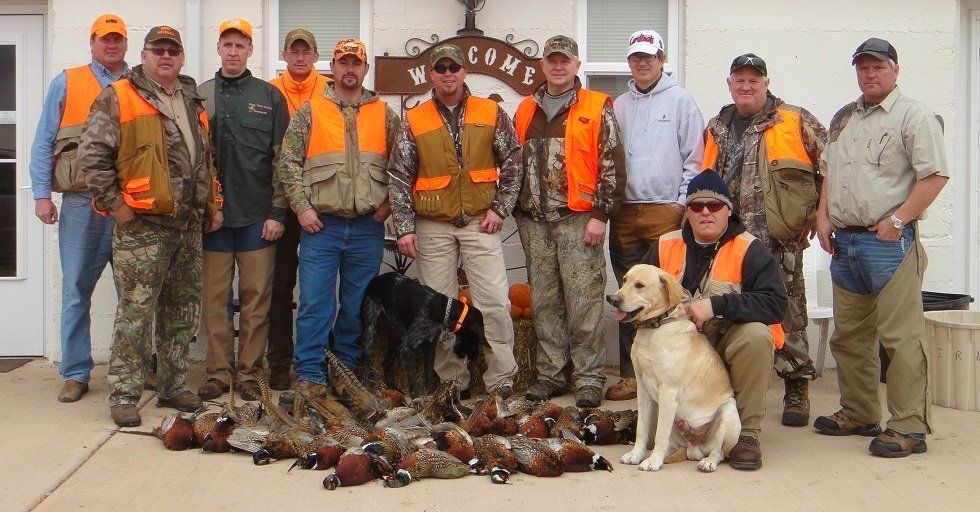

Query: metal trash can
[879,292,974,383]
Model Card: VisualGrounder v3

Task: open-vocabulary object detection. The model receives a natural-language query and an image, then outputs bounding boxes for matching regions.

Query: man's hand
[262,219,285,241]
[814,212,836,256]
[372,202,392,223]
[583,218,606,247]
[204,211,223,233]
[297,208,324,234]
[35,199,58,225]
[480,210,504,234]
[397,233,419,259]
[685,298,714,330]
[869,216,902,241]
[113,204,136,224]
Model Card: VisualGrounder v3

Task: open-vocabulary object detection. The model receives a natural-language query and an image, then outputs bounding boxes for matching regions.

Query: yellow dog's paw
[697,458,719,472]
[639,455,664,471]
[620,450,645,465]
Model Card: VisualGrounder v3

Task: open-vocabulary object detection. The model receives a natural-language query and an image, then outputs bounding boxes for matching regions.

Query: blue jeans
[294,213,383,384]
[830,226,915,295]
[58,192,114,383]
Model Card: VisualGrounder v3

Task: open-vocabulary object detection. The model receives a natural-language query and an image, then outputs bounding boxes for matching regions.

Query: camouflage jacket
[704,93,827,252]
[387,85,523,237]
[515,78,626,223]
[79,65,218,230]
[278,86,400,216]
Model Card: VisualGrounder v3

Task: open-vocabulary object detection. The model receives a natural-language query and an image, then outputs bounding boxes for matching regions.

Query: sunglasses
[687,201,727,213]
[144,47,183,56]
[433,63,462,74]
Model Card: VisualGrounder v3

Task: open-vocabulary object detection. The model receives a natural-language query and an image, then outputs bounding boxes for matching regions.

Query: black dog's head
[452,302,488,364]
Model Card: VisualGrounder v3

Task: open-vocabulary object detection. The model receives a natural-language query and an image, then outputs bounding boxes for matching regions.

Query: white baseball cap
[627,30,665,58]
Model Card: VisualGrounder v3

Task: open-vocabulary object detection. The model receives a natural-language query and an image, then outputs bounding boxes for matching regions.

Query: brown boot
[144,371,159,392]
[110,404,141,427]
[728,435,762,470]
[781,377,810,427]
[158,390,204,412]
[58,380,89,403]
[869,429,928,458]
[813,409,881,437]
[279,380,330,406]
[604,377,637,401]
[196,378,229,401]
[239,380,261,401]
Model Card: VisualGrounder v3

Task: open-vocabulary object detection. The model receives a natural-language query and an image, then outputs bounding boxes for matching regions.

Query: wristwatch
[889,214,905,229]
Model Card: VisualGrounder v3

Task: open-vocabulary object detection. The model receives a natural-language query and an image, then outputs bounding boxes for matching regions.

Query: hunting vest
[658,230,786,349]
[514,88,609,211]
[52,65,104,193]
[408,96,499,222]
[303,95,390,217]
[702,105,819,242]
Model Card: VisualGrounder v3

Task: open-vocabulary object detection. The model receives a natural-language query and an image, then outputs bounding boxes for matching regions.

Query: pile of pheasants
[123,351,637,489]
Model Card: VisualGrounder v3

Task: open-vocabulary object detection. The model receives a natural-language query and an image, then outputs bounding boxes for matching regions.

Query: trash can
[925,310,980,411]
[879,292,973,383]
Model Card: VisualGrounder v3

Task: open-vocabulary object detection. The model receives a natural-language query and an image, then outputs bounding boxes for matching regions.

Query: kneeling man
[642,170,787,469]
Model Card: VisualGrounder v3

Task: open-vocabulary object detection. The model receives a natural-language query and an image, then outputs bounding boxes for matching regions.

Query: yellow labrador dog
[607,264,740,472]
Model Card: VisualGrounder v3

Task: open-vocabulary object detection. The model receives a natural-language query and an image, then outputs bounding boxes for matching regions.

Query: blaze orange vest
[51,65,105,193]
[302,95,390,217]
[514,88,609,211]
[110,79,219,215]
[407,96,499,222]
[270,72,331,116]
[658,230,785,349]
[702,107,812,172]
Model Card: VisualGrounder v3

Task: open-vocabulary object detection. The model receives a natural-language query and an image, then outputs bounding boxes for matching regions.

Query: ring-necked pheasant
[509,435,563,477]
[383,448,474,487]
[472,434,519,484]
[323,444,393,490]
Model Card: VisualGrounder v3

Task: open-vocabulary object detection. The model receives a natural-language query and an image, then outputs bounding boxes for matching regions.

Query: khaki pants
[706,322,775,439]
[415,217,517,390]
[202,246,275,384]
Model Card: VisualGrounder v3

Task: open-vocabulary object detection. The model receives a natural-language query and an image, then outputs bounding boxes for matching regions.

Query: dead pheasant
[325,349,390,423]
[384,448,473,487]
[581,409,638,445]
[472,434,518,484]
[540,429,613,472]
[430,422,476,464]
[114,413,197,451]
[323,444,393,490]
[509,435,563,477]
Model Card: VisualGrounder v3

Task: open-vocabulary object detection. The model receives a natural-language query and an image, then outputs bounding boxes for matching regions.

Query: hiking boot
[575,385,603,408]
[239,380,261,401]
[58,380,89,403]
[144,371,159,392]
[158,390,204,412]
[269,368,291,391]
[728,435,762,470]
[781,377,810,427]
[525,380,565,402]
[279,380,330,407]
[196,378,229,401]
[869,429,927,458]
[110,404,141,427]
[604,377,637,401]
[813,409,882,436]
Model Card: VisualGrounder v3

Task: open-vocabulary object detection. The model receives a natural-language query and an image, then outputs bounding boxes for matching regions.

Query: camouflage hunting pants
[107,217,202,406]
[773,247,817,380]
[515,212,607,390]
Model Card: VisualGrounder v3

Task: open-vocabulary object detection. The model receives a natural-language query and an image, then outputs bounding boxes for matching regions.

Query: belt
[840,225,871,233]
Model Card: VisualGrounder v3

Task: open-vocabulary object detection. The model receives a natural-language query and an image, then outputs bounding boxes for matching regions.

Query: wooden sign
[374,35,544,96]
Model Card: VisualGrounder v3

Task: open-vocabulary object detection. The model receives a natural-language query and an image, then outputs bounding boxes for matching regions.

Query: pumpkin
[510,305,523,319]
[522,307,532,319]
[508,283,532,310]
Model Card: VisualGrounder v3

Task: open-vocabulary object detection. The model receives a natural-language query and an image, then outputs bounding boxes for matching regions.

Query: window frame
[264,0,374,87]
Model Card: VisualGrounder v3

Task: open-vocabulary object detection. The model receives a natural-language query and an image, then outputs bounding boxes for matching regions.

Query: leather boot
[728,435,762,470]
[144,371,159,392]
[158,390,204,412]
[110,404,141,427]
[196,378,229,401]
[781,377,810,427]
[604,377,637,401]
[58,380,89,403]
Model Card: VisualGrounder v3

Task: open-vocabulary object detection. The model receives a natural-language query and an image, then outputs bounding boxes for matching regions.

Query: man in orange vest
[513,35,625,408]
[643,170,788,470]
[79,26,223,427]
[267,28,332,391]
[277,39,399,400]
[702,53,827,427]
[27,14,151,403]
[388,43,522,399]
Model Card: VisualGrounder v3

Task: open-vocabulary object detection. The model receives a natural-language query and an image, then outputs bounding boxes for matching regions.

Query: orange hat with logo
[333,39,367,61]
[90,14,127,38]
[219,18,253,39]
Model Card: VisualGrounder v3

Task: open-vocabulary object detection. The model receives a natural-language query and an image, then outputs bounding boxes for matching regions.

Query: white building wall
[40,0,968,366]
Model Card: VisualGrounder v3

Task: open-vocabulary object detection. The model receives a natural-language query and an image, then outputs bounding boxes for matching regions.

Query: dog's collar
[633,305,685,329]
[445,297,470,334]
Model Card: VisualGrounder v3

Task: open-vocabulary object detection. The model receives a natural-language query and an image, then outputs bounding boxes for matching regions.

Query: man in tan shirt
[813,38,948,458]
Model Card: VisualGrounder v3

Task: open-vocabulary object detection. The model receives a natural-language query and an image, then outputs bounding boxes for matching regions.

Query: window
[266,0,371,83]
[576,0,680,98]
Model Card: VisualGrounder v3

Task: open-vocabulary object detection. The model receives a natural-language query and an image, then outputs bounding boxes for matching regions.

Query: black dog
[361,272,488,397]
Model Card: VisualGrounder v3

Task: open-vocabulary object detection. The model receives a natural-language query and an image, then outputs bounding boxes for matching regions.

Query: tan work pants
[706,322,775,439]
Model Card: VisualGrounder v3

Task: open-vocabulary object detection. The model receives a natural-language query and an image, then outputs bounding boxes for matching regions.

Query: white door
[0,14,45,356]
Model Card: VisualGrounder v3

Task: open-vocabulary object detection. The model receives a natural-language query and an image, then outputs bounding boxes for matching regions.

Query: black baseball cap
[852,37,898,65]
[730,53,767,76]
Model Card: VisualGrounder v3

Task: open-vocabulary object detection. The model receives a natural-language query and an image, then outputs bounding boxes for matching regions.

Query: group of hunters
[31,13,947,470]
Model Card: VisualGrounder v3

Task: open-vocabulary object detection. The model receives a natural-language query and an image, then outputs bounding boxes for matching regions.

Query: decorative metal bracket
[404,34,441,57]
[505,34,540,57]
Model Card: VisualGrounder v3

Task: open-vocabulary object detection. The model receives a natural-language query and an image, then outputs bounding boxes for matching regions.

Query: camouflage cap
[284,28,317,50]
[333,38,367,61]
[543,35,578,58]
[429,44,465,67]
[145,26,183,48]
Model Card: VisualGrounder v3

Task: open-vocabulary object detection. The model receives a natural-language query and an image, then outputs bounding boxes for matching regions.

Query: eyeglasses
[687,201,727,213]
[628,54,659,64]
[433,63,462,74]
[144,47,183,56]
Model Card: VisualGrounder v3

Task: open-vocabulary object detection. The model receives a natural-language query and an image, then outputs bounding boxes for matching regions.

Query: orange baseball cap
[219,18,253,39]
[90,14,127,38]
[333,38,367,61]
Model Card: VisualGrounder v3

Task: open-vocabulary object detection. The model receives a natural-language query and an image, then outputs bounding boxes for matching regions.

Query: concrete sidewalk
[1,360,977,512]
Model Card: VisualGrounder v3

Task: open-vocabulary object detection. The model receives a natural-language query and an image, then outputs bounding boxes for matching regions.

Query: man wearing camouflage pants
[80,26,223,427]
[701,53,827,426]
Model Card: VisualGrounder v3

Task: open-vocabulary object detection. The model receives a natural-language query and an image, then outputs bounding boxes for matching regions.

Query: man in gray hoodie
[606,30,704,401]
